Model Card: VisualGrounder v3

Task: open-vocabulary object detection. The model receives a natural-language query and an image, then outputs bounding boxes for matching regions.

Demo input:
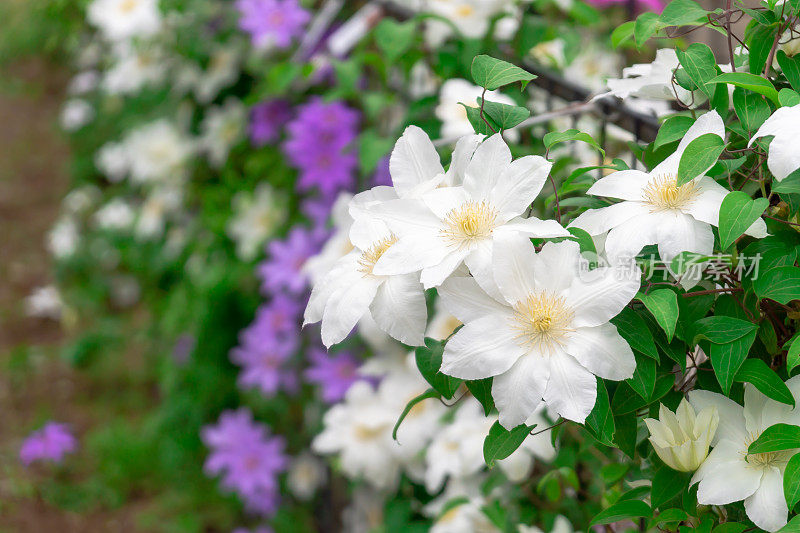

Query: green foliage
[677,133,725,185]
[483,421,533,466]
[470,55,536,91]
[415,338,462,399]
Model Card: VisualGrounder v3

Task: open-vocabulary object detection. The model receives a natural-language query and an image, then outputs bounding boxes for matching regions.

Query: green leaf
[601,463,629,484]
[543,129,605,157]
[374,19,416,61]
[748,25,776,75]
[635,12,662,46]
[778,515,800,532]
[483,421,531,466]
[691,316,758,345]
[732,87,772,131]
[637,290,679,341]
[676,43,718,98]
[466,378,495,416]
[392,388,440,440]
[718,191,769,250]
[749,423,800,453]
[773,168,800,194]
[611,307,659,359]
[415,338,462,399]
[567,227,598,257]
[787,333,800,374]
[611,21,635,48]
[654,115,694,150]
[712,524,748,533]
[462,104,501,135]
[479,98,531,130]
[659,0,708,26]
[754,266,800,304]
[650,508,690,528]
[777,50,800,94]
[706,73,780,104]
[735,359,796,407]
[780,88,800,108]
[709,330,757,394]
[784,452,800,509]
[627,351,656,400]
[585,378,615,447]
[677,133,725,185]
[590,500,652,526]
[651,468,691,510]
[471,55,536,91]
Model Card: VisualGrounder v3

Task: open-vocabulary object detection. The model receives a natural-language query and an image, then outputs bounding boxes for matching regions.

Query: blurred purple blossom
[258,227,326,296]
[301,195,337,229]
[235,0,310,49]
[304,348,361,403]
[283,98,360,197]
[249,100,292,146]
[231,327,298,396]
[371,156,392,187]
[20,422,77,466]
[202,409,288,516]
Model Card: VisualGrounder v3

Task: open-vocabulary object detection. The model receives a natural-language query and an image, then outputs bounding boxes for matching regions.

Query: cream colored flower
[645,398,718,472]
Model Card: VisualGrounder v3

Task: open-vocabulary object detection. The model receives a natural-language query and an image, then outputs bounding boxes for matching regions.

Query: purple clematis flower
[235,0,310,49]
[20,421,77,466]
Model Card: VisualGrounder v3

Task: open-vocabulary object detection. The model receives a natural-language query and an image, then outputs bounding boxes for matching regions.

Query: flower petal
[683,176,728,226]
[321,275,382,347]
[603,212,659,262]
[497,217,570,239]
[651,110,725,178]
[492,231,538,305]
[586,169,652,201]
[463,134,512,199]
[569,201,649,238]
[493,353,550,429]
[744,466,789,532]
[655,211,714,264]
[687,390,747,446]
[370,273,427,346]
[389,125,444,197]
[444,134,484,186]
[419,248,471,289]
[533,240,584,294]
[565,323,636,381]
[438,275,509,323]
[692,439,762,505]
[567,264,641,328]
[489,155,552,221]
[441,314,524,380]
[543,350,597,423]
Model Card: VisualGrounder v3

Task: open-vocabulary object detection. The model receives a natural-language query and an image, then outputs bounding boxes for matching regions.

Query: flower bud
[644,398,718,472]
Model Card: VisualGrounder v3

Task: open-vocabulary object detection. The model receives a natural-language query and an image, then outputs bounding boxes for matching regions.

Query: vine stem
[681,287,743,298]
[478,87,498,135]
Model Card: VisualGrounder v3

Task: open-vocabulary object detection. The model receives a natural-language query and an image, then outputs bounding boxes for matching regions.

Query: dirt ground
[0,59,144,532]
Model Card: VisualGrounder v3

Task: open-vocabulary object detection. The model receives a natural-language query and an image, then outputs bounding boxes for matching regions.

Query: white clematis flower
[688,378,800,532]
[87,0,162,41]
[596,49,697,106]
[430,498,500,533]
[497,405,557,482]
[304,215,427,348]
[519,515,574,533]
[312,381,402,491]
[750,103,800,181]
[439,238,639,427]
[645,398,718,472]
[367,133,568,294]
[570,111,767,265]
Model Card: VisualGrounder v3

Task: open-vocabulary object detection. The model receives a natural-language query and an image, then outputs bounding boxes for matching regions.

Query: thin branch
[681,287,743,298]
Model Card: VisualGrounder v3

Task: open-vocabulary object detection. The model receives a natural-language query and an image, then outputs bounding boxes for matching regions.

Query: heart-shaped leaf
[718,191,768,250]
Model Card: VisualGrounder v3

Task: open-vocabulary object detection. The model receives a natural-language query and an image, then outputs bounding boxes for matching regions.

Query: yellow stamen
[642,175,700,211]
[440,200,498,249]
[510,291,575,353]
[358,235,398,275]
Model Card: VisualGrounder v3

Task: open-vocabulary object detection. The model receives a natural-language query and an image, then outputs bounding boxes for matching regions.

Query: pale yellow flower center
[642,175,700,211]
[456,5,475,17]
[511,291,575,352]
[358,236,398,275]
[743,432,793,468]
[354,425,384,441]
[440,200,498,249]
[119,0,140,13]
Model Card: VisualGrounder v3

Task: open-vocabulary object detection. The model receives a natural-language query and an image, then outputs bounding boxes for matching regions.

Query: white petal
[463,134,512,199]
[543,350,597,423]
[389,125,445,198]
[683,176,728,226]
[765,132,800,181]
[373,232,449,276]
[464,239,506,302]
[744,466,789,532]
[651,110,724,178]
[349,186,398,219]
[655,212,714,264]
[438,275,509,323]
[569,201,649,237]
[586,169,652,201]
[419,248,471,289]
[567,264,641,328]
[321,275,382,347]
[688,390,747,446]
[565,323,636,381]
[745,217,768,238]
[349,215,393,251]
[497,217,570,239]
[422,186,470,219]
[493,353,550,429]
[305,252,361,325]
[492,231,538,305]
[441,314,524,380]
[370,273,427,346]
[603,212,659,262]
[533,240,584,294]
[445,134,484,186]
[497,448,533,482]
[366,198,441,236]
[693,439,762,505]
[488,155,552,221]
